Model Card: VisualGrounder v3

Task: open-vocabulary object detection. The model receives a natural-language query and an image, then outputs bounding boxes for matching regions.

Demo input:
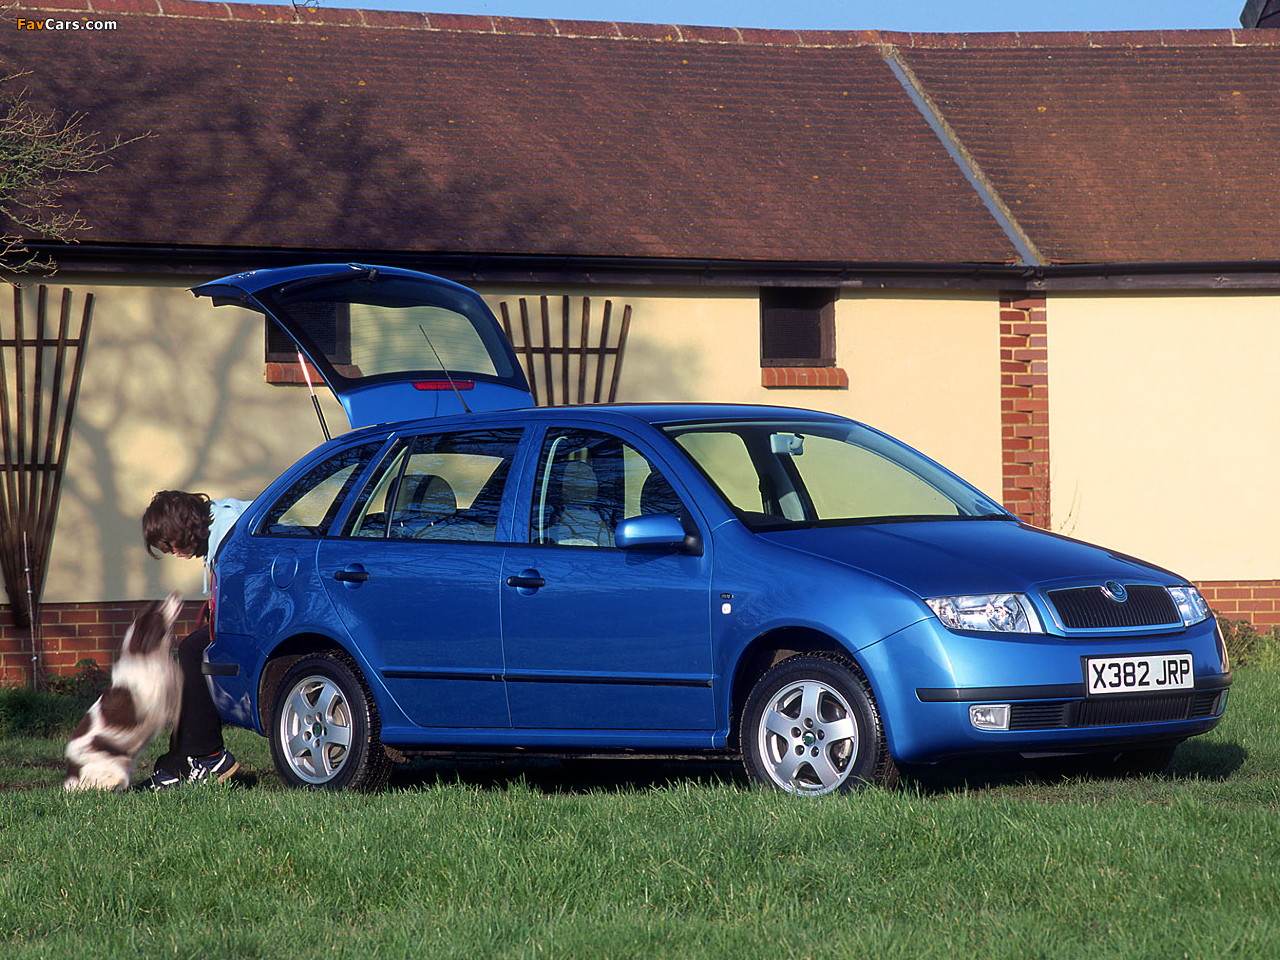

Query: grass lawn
[0,666,1277,959]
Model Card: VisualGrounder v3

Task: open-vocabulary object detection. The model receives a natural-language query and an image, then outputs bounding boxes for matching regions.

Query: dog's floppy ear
[124,593,185,656]
[159,591,184,627]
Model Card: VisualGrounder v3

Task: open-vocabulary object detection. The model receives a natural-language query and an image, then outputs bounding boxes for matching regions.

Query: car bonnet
[756,519,1180,600]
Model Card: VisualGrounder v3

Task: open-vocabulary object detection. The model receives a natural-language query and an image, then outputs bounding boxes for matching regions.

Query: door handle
[505,572,546,590]
[333,567,370,583]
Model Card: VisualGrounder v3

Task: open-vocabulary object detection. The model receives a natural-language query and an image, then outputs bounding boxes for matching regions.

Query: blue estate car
[193,264,1231,794]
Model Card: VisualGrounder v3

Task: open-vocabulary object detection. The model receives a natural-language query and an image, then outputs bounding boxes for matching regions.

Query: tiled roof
[1,0,1278,269]
[902,43,1280,263]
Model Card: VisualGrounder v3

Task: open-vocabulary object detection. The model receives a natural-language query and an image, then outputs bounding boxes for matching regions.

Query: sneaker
[186,750,240,785]
[140,768,183,791]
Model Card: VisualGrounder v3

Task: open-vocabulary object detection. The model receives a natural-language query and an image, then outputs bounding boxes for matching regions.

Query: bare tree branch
[0,71,150,277]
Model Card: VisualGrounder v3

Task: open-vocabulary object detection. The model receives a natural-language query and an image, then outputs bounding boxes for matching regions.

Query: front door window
[529,429,684,548]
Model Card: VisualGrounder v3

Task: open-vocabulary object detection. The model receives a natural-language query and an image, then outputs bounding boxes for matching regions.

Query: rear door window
[345,428,523,542]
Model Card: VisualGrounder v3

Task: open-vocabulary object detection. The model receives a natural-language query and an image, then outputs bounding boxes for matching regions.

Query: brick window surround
[759,287,848,389]
[761,366,849,389]
[265,360,323,385]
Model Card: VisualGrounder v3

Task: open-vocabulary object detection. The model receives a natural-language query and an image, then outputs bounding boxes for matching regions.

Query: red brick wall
[1198,581,1280,629]
[0,600,207,687]
[1000,294,1051,528]
[760,366,849,389]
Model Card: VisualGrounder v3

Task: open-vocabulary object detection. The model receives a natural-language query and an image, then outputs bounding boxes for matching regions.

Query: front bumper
[859,616,1231,764]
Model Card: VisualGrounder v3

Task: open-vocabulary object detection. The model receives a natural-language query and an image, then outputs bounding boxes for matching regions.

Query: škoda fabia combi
[193,264,1231,794]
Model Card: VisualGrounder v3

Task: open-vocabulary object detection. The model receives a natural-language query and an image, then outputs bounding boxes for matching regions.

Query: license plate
[1085,654,1194,696]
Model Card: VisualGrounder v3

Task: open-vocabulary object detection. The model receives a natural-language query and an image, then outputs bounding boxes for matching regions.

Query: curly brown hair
[142,490,213,558]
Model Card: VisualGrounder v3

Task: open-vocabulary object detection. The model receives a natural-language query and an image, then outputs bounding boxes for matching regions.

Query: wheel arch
[258,632,359,732]
[728,626,870,753]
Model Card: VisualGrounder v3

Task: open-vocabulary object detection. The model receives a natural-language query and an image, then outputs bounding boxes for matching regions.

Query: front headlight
[1167,585,1211,627]
[926,593,1043,634]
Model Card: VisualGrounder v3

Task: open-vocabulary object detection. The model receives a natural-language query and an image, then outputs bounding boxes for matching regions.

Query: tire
[269,651,393,792]
[741,653,897,796]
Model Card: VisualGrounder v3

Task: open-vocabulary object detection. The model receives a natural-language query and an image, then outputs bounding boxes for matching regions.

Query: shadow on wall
[28,285,700,607]
[608,321,703,405]
[48,286,342,605]
[496,296,703,407]
[620,341,703,403]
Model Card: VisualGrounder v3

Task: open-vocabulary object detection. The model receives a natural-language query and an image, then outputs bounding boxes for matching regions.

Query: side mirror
[614,514,689,551]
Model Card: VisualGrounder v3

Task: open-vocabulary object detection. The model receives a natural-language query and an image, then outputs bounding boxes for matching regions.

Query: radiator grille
[1077,694,1193,726]
[1008,702,1071,731]
[1047,584,1181,630]
[1008,690,1225,731]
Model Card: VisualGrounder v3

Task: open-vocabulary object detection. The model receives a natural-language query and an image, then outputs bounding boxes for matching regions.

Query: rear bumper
[204,632,265,733]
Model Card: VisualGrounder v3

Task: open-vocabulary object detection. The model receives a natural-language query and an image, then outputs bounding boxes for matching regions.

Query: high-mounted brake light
[413,380,474,391]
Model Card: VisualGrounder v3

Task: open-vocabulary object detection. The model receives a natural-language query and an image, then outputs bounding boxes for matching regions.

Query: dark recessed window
[264,301,352,365]
[760,288,836,367]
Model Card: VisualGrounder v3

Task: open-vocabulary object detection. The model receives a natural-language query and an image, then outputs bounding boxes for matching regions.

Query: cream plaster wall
[481,287,1004,502]
[478,285,747,405]
[1049,293,1280,581]
[17,276,1272,602]
[835,292,1002,500]
[11,277,1002,605]
[23,276,348,604]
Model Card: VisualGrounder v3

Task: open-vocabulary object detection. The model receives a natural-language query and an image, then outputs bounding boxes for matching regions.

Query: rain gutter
[16,243,1280,292]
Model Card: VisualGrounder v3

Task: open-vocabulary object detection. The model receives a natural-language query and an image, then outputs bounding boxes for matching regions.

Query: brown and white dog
[65,592,185,791]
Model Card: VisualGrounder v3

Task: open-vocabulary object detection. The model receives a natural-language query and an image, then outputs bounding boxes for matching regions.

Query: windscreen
[665,419,1006,530]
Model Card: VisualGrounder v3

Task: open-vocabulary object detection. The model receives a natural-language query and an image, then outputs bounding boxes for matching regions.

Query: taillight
[207,568,217,642]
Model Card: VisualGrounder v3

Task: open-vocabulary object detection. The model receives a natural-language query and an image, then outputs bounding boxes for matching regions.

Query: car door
[317,426,524,728]
[500,425,715,736]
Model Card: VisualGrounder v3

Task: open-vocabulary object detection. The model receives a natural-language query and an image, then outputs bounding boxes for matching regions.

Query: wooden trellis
[498,296,631,406]
[0,285,93,630]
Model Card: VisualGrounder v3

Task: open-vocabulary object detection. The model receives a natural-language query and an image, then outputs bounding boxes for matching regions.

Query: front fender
[708,522,930,737]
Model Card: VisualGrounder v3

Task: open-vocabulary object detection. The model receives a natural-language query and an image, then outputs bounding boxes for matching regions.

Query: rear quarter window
[259,440,386,537]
